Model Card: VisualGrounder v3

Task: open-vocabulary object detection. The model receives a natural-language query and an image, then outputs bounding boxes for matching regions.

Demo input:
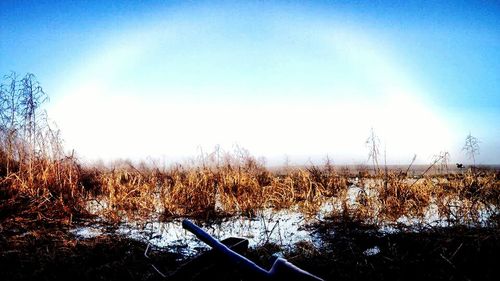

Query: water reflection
[72,186,497,256]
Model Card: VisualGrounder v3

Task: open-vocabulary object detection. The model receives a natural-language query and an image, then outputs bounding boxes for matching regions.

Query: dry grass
[1,73,498,228]
[2,138,499,227]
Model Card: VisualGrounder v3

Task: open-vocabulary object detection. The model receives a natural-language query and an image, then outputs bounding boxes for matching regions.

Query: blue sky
[1,0,499,165]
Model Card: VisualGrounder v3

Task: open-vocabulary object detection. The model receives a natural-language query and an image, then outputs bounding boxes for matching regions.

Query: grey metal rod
[182,219,269,277]
[182,219,324,281]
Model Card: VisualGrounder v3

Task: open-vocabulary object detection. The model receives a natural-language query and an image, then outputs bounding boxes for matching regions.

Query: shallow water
[71,208,322,257]
[72,186,497,256]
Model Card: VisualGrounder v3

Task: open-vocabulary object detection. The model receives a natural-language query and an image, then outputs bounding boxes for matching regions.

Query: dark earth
[1,215,498,281]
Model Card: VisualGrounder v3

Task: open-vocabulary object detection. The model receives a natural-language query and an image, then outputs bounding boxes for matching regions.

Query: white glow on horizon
[48,6,455,165]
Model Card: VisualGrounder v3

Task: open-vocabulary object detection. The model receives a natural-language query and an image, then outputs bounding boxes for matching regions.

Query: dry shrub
[307,163,349,197]
[477,171,500,205]
[0,151,87,223]
[264,177,296,209]
[161,166,218,218]
[98,168,157,221]
[0,73,89,222]
[435,169,499,205]
[218,167,264,216]
[376,172,432,221]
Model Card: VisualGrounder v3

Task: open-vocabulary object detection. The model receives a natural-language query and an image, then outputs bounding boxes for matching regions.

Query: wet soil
[1,216,498,281]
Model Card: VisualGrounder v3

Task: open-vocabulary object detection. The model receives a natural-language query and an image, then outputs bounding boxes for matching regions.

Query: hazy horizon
[1,1,499,165]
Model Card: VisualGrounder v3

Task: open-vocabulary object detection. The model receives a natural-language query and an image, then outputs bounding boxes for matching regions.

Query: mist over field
[2,0,500,165]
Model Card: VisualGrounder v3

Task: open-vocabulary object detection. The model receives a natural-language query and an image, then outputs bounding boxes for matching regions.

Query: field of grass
[2,136,498,227]
[1,74,499,280]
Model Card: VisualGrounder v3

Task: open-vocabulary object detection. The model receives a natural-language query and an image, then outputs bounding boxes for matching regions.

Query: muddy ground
[1,216,498,281]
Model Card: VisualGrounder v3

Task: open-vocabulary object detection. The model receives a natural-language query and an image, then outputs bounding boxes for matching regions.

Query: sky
[1,0,499,165]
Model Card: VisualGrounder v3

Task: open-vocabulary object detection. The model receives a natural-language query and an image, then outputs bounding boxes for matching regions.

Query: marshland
[2,1,500,280]
[0,73,499,280]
